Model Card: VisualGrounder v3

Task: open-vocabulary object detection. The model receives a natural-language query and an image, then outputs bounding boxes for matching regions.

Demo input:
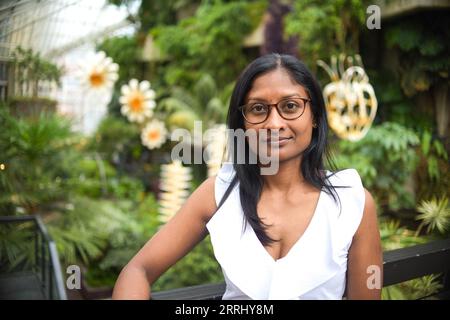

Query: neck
[260,157,306,194]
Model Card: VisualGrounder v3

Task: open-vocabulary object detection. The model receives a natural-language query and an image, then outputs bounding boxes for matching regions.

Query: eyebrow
[247,94,305,101]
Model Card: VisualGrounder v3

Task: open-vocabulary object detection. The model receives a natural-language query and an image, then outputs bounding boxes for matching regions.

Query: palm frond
[416,197,450,235]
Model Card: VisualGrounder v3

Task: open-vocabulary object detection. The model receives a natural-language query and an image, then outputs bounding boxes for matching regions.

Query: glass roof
[0,0,135,60]
[0,0,137,134]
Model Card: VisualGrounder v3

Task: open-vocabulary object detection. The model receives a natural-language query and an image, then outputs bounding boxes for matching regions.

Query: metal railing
[0,215,67,300]
[151,238,450,300]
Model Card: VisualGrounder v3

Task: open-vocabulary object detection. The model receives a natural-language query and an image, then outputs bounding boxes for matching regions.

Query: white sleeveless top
[206,163,365,300]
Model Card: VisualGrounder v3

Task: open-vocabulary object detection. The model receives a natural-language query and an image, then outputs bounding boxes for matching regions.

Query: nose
[263,106,286,131]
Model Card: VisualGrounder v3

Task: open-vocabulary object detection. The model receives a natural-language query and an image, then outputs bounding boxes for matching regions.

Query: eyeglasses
[239,97,311,124]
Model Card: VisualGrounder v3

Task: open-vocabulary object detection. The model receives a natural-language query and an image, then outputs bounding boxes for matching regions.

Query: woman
[112,54,383,300]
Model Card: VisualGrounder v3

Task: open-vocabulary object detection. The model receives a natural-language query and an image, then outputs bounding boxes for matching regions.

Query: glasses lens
[242,98,308,123]
[243,103,268,124]
[278,99,306,119]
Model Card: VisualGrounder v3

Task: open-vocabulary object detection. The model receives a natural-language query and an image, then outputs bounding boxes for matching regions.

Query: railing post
[49,263,53,300]
[0,215,67,300]
[34,227,39,274]
[41,236,46,294]
[443,270,450,295]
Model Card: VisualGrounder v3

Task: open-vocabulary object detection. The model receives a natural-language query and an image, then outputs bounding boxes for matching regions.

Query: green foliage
[7,96,58,118]
[152,237,223,291]
[285,0,368,71]
[0,107,75,213]
[10,46,62,97]
[0,105,149,277]
[333,122,420,210]
[87,115,142,162]
[379,219,430,252]
[107,0,201,33]
[384,12,450,96]
[66,155,145,201]
[415,197,450,236]
[382,274,443,300]
[413,130,449,203]
[151,0,266,89]
[419,130,448,182]
[47,196,150,268]
[47,197,110,265]
[0,222,35,272]
[368,70,433,131]
[160,73,232,131]
[87,115,164,193]
[379,215,444,300]
[83,194,162,288]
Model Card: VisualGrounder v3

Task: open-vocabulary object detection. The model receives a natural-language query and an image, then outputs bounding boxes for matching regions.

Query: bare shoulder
[354,188,378,239]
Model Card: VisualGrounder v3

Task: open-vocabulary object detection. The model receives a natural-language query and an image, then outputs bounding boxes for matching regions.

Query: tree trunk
[433,83,449,153]
[260,0,298,57]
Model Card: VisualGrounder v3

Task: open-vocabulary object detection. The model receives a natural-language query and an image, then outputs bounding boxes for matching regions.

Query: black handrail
[383,238,450,287]
[151,238,450,300]
[0,215,67,300]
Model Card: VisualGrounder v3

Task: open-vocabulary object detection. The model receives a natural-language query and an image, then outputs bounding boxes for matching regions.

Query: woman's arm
[112,176,217,299]
[346,188,383,300]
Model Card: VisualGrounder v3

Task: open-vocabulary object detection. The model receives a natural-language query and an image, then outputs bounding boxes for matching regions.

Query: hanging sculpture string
[317,54,378,142]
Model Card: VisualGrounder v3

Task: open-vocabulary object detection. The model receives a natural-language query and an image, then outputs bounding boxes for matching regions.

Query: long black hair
[216,53,342,246]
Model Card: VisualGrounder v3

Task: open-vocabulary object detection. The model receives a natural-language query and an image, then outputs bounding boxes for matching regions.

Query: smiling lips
[263,137,292,145]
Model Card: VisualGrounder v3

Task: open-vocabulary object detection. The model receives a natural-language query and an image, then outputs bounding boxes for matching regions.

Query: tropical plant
[384,12,449,98]
[379,217,444,300]
[0,105,149,274]
[415,197,450,236]
[379,219,430,252]
[10,46,62,97]
[160,73,231,132]
[414,131,449,203]
[418,131,448,182]
[107,0,201,34]
[151,0,266,89]
[152,237,223,292]
[0,221,35,272]
[384,11,449,144]
[382,274,443,300]
[0,106,75,214]
[285,0,369,72]
[332,122,420,211]
[84,194,161,287]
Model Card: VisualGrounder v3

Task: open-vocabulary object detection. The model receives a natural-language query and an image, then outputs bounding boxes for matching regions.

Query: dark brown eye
[281,100,301,113]
[249,104,267,114]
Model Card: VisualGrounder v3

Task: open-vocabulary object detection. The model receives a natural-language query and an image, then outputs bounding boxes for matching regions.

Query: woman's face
[243,68,315,164]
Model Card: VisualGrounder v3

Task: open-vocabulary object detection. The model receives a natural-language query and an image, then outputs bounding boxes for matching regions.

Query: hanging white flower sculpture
[77,51,118,91]
[158,160,192,223]
[120,79,156,123]
[204,124,228,177]
[317,54,377,141]
[141,119,168,150]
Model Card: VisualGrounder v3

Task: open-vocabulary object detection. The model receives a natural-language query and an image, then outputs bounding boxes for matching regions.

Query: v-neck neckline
[249,187,324,264]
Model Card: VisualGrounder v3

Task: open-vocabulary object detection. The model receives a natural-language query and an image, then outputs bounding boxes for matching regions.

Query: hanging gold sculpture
[317,54,378,141]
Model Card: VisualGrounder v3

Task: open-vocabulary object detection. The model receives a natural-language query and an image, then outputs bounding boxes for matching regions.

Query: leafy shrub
[151,0,266,89]
[333,122,420,211]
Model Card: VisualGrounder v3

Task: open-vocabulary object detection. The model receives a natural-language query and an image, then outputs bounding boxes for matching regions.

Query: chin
[261,148,300,164]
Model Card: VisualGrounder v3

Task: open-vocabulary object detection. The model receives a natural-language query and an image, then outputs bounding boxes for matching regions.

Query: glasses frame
[238,96,311,124]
